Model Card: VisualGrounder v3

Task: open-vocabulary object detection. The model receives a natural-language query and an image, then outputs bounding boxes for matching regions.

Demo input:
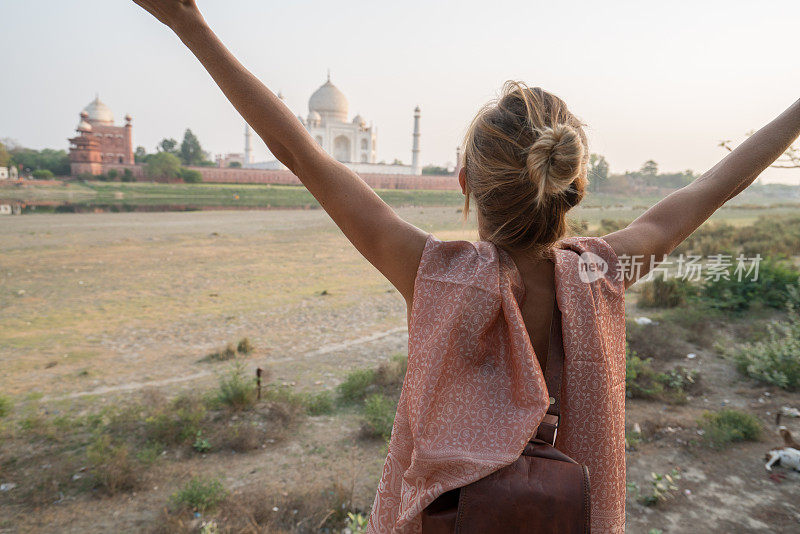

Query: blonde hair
[462,81,589,254]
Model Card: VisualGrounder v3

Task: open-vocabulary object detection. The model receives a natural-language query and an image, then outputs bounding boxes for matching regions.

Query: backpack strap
[534,300,564,447]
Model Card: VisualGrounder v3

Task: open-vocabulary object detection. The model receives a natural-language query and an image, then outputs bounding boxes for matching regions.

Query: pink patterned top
[366,234,627,533]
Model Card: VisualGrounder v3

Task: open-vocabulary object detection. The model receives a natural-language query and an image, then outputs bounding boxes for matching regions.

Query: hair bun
[525,123,585,206]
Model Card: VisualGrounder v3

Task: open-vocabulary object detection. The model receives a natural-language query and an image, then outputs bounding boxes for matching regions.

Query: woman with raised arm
[132,1,800,532]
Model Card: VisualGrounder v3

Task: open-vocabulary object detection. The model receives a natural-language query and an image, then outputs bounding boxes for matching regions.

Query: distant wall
[87,164,460,191]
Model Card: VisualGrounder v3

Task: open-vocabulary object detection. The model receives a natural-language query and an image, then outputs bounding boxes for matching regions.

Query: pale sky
[2,0,799,183]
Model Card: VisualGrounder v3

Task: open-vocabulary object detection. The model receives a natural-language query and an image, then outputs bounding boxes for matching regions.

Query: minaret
[244,124,253,165]
[411,105,421,175]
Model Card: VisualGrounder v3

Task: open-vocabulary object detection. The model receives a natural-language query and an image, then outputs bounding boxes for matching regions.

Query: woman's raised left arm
[132,0,427,302]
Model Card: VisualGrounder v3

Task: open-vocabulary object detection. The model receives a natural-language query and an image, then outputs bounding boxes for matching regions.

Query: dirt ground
[2,208,800,533]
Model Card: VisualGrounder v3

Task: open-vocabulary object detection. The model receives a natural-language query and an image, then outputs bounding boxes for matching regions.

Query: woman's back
[367,234,627,533]
[505,250,557,372]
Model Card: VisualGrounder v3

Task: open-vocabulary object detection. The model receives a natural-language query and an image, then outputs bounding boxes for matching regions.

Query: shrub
[144,393,206,445]
[222,423,262,452]
[216,362,256,410]
[305,391,335,415]
[362,394,396,440]
[192,431,212,453]
[0,395,11,418]
[638,275,696,308]
[625,346,663,399]
[236,337,253,354]
[122,168,135,182]
[171,476,227,512]
[701,257,799,312]
[86,434,139,494]
[32,169,54,179]
[337,369,376,403]
[697,408,762,449]
[731,303,800,390]
[179,167,203,183]
[201,343,237,363]
[107,169,119,181]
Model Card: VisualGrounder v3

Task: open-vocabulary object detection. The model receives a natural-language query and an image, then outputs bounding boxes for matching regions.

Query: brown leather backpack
[420,303,591,533]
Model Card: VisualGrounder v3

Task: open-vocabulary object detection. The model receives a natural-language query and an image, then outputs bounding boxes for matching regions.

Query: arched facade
[300,75,377,164]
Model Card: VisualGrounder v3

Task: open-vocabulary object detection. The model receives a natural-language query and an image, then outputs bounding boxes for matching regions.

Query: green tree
[158,138,179,155]
[146,152,182,180]
[8,147,70,176]
[228,161,242,168]
[0,141,10,167]
[588,154,609,191]
[640,160,658,176]
[134,146,149,163]
[179,129,208,166]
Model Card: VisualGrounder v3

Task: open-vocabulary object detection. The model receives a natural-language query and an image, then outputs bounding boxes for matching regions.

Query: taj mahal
[243,74,422,175]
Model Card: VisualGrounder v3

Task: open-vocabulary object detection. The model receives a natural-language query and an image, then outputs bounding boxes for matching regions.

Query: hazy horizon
[2,0,799,183]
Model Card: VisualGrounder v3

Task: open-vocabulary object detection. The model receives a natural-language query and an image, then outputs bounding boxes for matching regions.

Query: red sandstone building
[68,96,134,176]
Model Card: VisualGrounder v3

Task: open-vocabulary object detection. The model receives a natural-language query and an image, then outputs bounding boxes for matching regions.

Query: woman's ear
[458,167,467,196]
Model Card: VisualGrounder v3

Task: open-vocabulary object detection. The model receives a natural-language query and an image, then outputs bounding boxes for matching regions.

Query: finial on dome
[327,69,331,83]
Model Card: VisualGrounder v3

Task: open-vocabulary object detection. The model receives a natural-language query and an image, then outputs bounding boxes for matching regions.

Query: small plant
[627,467,681,506]
[193,431,212,453]
[0,395,11,418]
[337,369,376,403]
[201,343,237,363]
[86,434,139,494]
[144,393,206,445]
[626,427,643,451]
[171,476,227,512]
[638,275,695,308]
[305,391,335,415]
[236,337,253,354]
[697,408,762,449]
[362,394,396,440]
[625,346,664,399]
[216,361,256,411]
[731,301,800,390]
[345,511,369,534]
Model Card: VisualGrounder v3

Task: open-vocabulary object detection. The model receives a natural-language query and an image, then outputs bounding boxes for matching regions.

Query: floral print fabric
[367,234,627,533]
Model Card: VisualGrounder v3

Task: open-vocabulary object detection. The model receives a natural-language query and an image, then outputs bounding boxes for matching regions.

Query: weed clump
[697,408,762,449]
[216,362,256,411]
[171,476,228,512]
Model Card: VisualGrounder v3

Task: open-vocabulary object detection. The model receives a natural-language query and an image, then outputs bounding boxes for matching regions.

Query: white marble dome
[83,96,114,124]
[308,78,348,121]
[352,114,366,127]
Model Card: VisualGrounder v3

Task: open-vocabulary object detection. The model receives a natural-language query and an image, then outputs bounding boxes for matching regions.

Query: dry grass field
[2,202,800,533]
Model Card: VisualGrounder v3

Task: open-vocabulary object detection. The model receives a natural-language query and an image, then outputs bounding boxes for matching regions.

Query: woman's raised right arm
[603,97,800,289]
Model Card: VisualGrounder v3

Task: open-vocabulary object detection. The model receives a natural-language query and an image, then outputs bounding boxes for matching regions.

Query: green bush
[236,337,253,354]
[144,393,206,445]
[0,395,11,418]
[201,343,237,363]
[87,434,139,494]
[625,345,663,399]
[122,168,135,182]
[216,362,256,410]
[638,275,696,308]
[697,408,762,449]
[171,476,227,512]
[305,391,335,416]
[701,257,799,312]
[32,169,54,179]
[337,369,376,403]
[107,169,119,181]
[179,167,203,183]
[361,394,396,440]
[731,302,800,390]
